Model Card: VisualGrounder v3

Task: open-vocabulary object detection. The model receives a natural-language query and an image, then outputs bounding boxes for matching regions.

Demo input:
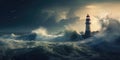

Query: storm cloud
[0,0,120,33]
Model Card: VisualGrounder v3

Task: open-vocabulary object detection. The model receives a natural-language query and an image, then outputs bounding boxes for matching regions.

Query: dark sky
[0,0,119,33]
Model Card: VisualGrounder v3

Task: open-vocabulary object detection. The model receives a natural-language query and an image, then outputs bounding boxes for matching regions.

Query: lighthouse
[84,14,91,38]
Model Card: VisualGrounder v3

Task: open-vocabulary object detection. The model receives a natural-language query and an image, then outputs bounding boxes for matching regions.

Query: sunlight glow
[74,3,120,32]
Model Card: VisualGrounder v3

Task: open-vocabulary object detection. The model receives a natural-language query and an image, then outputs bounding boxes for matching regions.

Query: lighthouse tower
[85,14,91,38]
